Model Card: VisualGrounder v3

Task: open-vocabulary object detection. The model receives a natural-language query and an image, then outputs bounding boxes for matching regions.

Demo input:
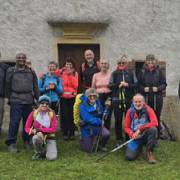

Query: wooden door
[58,43,100,91]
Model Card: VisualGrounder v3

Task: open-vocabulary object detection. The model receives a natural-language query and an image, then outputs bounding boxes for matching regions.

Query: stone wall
[0,0,180,95]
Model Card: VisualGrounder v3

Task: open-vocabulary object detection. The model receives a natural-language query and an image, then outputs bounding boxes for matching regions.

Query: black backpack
[159,121,176,141]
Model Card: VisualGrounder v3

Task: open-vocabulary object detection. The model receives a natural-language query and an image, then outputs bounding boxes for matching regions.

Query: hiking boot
[32,152,42,160]
[100,146,108,152]
[24,142,32,150]
[62,135,69,141]
[8,144,18,153]
[69,135,75,141]
[146,150,156,164]
[116,140,123,148]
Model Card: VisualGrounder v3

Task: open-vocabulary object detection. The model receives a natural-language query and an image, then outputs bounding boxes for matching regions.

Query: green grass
[0,133,180,180]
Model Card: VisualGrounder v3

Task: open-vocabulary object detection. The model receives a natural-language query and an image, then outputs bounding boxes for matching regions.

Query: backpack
[73,93,83,128]
[159,121,176,141]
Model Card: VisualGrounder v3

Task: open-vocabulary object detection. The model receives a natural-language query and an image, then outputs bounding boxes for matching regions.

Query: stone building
[0,0,180,138]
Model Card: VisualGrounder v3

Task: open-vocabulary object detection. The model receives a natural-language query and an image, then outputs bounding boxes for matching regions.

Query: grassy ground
[0,133,180,180]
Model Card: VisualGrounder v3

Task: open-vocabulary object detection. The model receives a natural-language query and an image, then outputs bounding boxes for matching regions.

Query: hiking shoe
[69,135,75,141]
[62,135,69,141]
[32,153,42,160]
[100,147,108,152]
[8,144,18,153]
[146,150,157,164]
[116,140,123,147]
[24,142,32,150]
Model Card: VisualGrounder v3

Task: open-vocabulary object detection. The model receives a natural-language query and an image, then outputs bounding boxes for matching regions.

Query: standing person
[124,94,158,164]
[109,55,136,146]
[92,59,112,130]
[59,57,78,140]
[138,55,167,138]
[38,61,63,114]
[5,53,39,152]
[79,88,110,153]
[0,58,11,135]
[80,49,100,91]
[25,95,58,161]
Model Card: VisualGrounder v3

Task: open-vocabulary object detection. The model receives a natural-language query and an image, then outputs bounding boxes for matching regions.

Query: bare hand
[144,87,149,93]
[152,87,158,92]
[37,132,44,139]
[132,130,140,139]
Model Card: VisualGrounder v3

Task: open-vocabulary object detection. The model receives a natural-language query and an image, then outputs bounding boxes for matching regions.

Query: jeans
[5,103,32,145]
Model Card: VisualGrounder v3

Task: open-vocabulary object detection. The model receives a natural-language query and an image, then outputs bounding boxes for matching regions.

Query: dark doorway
[58,43,100,91]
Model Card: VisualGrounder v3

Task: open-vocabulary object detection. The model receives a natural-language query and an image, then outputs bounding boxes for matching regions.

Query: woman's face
[146,59,156,68]
[88,94,97,105]
[48,63,57,74]
[65,62,73,69]
[39,102,49,112]
[100,61,109,72]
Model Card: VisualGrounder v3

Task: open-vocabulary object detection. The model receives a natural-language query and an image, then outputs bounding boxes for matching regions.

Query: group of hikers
[0,49,167,164]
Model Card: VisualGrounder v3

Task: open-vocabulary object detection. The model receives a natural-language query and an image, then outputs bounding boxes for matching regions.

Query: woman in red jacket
[59,57,78,140]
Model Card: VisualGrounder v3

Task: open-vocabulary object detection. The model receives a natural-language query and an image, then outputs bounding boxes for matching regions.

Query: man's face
[133,96,144,110]
[84,50,94,63]
[88,94,97,105]
[48,63,57,74]
[16,54,26,67]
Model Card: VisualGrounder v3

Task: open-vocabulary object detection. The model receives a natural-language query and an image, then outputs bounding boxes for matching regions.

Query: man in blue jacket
[79,88,110,153]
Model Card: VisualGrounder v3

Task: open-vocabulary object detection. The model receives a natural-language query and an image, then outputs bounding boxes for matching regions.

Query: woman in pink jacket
[25,95,57,161]
[58,57,78,140]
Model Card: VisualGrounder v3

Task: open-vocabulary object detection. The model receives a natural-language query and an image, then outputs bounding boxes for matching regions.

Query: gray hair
[85,88,99,98]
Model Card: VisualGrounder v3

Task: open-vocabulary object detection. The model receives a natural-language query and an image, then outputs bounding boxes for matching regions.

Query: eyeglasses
[89,95,97,99]
[40,102,49,106]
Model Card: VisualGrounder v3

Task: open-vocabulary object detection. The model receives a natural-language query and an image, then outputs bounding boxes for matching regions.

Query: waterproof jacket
[79,95,103,138]
[80,62,100,89]
[0,62,11,97]
[60,68,78,99]
[38,73,63,102]
[109,69,136,105]
[25,109,57,137]
[124,104,158,138]
[6,66,39,104]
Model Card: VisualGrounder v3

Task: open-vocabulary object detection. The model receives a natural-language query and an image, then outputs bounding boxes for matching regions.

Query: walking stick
[96,139,133,162]
[94,104,110,153]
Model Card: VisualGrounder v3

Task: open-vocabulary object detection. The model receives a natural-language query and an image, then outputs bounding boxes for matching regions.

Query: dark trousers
[125,127,157,161]
[80,126,110,153]
[5,103,32,145]
[146,93,163,136]
[51,101,59,115]
[60,98,75,137]
[113,101,130,141]
[98,93,112,130]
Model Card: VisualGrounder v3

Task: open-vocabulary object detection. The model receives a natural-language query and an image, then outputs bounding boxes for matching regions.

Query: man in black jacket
[5,53,39,152]
[138,54,167,138]
[80,49,100,91]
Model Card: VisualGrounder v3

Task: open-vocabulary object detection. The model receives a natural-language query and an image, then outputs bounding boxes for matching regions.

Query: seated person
[25,95,57,160]
[124,94,158,164]
[79,88,110,153]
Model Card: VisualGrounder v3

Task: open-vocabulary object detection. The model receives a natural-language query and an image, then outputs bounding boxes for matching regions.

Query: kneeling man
[124,94,158,164]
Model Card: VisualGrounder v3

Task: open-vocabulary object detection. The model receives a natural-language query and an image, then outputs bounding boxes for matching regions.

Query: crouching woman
[79,88,110,153]
[25,95,58,160]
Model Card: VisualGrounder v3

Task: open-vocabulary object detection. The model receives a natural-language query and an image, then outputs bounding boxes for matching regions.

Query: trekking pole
[96,139,133,162]
[154,93,157,112]
[94,104,110,153]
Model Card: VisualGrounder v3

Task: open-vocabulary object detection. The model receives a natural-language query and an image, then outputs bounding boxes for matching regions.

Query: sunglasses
[118,62,125,65]
[40,102,49,105]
